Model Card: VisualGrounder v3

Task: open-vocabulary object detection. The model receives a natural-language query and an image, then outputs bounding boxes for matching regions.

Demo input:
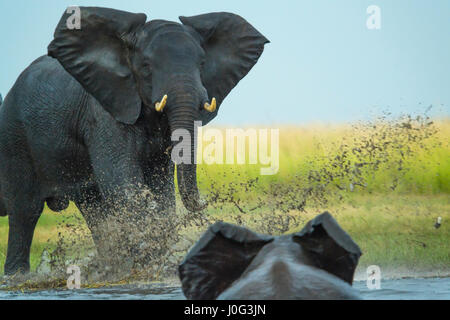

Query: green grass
[196,118,450,196]
[0,118,449,277]
[1,194,449,276]
[324,194,450,274]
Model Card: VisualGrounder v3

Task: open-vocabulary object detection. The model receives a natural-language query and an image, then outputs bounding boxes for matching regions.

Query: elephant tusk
[204,98,216,112]
[155,95,168,112]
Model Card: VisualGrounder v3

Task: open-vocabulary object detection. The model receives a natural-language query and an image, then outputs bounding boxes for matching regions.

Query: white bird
[434,217,442,229]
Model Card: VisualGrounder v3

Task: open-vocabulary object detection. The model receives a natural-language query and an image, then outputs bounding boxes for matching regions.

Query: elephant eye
[141,57,152,70]
[141,63,152,76]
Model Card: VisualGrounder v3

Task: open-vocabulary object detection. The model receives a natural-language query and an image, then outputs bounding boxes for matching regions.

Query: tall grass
[196,118,449,198]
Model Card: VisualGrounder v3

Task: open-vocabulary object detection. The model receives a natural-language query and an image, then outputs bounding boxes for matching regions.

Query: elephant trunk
[176,162,206,212]
[167,95,206,212]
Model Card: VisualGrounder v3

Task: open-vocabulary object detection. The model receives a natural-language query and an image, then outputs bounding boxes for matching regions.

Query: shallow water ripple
[1,278,449,300]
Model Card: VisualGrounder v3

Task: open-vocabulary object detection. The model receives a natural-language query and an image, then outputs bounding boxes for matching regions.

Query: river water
[0,277,449,300]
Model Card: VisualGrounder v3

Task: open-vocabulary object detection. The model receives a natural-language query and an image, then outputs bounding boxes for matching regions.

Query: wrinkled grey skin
[179,212,362,300]
[0,7,268,275]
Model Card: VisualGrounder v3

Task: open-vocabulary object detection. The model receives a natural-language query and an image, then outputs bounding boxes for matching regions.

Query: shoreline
[1,271,450,293]
[353,268,450,282]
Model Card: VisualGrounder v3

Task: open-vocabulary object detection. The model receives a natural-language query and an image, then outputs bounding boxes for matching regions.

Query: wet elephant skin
[0,7,268,275]
[179,212,362,300]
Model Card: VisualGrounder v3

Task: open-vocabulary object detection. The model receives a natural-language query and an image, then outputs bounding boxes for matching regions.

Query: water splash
[0,110,444,290]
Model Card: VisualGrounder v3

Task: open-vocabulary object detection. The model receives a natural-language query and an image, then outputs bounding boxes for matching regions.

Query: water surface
[1,277,449,300]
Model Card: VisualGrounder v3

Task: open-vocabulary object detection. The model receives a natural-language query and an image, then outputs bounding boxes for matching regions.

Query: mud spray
[0,111,444,291]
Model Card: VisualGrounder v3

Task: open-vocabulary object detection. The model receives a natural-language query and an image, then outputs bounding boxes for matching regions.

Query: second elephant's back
[218,257,361,300]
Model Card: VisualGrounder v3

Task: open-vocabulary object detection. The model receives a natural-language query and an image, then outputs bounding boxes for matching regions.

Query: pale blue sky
[0,0,449,125]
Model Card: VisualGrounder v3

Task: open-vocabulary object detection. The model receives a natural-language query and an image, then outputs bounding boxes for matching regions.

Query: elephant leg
[84,133,158,269]
[73,185,128,274]
[0,197,6,216]
[0,185,6,216]
[2,151,44,275]
[4,198,44,275]
[86,127,153,215]
[73,185,106,251]
[145,156,176,215]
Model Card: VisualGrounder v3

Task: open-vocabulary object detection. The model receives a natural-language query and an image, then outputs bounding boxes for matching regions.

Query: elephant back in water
[179,212,362,300]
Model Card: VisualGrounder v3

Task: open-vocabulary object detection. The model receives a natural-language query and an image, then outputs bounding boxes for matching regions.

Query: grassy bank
[197,118,450,196]
[0,117,448,278]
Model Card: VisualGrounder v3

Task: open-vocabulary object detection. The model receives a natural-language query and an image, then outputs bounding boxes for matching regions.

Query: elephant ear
[179,12,269,125]
[179,222,273,300]
[48,7,147,124]
[293,212,362,285]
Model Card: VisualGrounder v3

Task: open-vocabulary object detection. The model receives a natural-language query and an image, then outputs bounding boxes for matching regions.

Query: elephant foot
[4,261,30,276]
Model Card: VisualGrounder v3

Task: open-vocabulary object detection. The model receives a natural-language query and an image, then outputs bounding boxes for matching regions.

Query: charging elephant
[0,7,268,275]
[179,212,362,300]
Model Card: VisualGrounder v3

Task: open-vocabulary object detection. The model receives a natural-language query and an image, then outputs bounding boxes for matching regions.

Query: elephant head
[47,7,269,212]
[179,212,362,299]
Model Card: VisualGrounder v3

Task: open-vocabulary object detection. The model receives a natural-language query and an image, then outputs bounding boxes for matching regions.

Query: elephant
[179,212,363,300]
[0,7,269,275]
